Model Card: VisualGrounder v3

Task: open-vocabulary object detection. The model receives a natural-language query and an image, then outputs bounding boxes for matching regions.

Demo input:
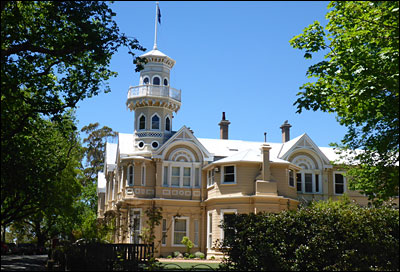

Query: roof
[105,142,118,165]
[118,133,135,155]
[97,172,106,193]
[140,49,169,58]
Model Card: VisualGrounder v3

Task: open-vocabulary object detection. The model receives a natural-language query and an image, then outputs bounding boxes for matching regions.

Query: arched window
[143,77,149,84]
[153,76,160,85]
[164,78,168,86]
[139,115,146,130]
[152,114,160,130]
[165,117,171,131]
[128,165,134,186]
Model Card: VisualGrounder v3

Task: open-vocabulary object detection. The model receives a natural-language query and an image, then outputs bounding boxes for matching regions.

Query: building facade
[96,44,396,258]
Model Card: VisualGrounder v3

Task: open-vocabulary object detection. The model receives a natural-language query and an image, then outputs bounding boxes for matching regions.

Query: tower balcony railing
[128,85,181,102]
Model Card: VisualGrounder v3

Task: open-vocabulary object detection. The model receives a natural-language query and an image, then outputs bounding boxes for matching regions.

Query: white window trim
[151,140,159,149]
[221,165,236,184]
[127,164,134,187]
[130,208,142,244]
[207,211,213,250]
[193,219,199,247]
[163,77,169,86]
[137,140,145,150]
[333,171,346,195]
[142,76,150,85]
[163,161,201,188]
[152,75,161,85]
[297,170,322,194]
[194,167,201,188]
[207,169,215,188]
[141,163,146,186]
[161,218,167,246]
[138,113,146,131]
[172,216,189,247]
[288,169,295,188]
[150,113,161,131]
[162,165,169,186]
[165,115,171,131]
[220,209,237,240]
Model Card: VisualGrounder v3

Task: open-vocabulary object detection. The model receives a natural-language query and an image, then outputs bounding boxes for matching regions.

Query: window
[296,174,302,192]
[334,173,345,195]
[143,77,149,84]
[289,169,294,187]
[207,211,213,249]
[183,167,191,187]
[127,165,134,186]
[165,117,171,131]
[151,114,160,130]
[207,169,215,187]
[221,209,237,241]
[194,219,199,247]
[162,219,167,246]
[305,173,313,193]
[153,76,160,85]
[139,115,146,130]
[130,209,141,244]
[195,168,200,187]
[164,78,168,86]
[222,165,235,183]
[315,174,319,192]
[138,141,145,149]
[163,166,168,186]
[151,141,159,149]
[141,164,146,186]
[171,167,180,186]
[173,217,188,246]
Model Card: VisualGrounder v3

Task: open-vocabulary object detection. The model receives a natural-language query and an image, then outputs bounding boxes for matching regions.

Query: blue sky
[76,1,347,147]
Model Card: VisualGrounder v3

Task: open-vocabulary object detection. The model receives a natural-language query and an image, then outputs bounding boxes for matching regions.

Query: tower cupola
[126,3,181,152]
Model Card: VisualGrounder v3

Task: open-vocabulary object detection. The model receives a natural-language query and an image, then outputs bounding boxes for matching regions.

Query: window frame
[141,163,146,186]
[127,164,134,186]
[151,113,161,131]
[130,208,142,244]
[165,116,171,131]
[220,209,237,241]
[288,169,295,188]
[207,169,215,188]
[163,161,201,188]
[221,165,236,184]
[143,76,150,85]
[333,171,346,195]
[207,211,213,250]
[152,75,161,85]
[161,218,167,246]
[172,216,189,247]
[297,171,322,194]
[138,114,146,130]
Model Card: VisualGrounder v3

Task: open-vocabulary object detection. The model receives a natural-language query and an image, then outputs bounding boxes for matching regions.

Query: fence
[52,242,154,271]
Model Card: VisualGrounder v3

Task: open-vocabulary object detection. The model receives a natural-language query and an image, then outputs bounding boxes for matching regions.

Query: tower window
[138,141,145,149]
[165,117,171,131]
[139,115,146,130]
[153,76,160,85]
[152,114,160,130]
[143,77,149,84]
[164,78,168,86]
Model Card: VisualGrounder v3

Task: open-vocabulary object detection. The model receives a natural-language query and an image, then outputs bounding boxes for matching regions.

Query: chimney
[218,112,231,140]
[280,120,292,143]
[260,144,271,181]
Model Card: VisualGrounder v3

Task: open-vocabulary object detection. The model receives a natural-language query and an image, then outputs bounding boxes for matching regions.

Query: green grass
[158,261,221,270]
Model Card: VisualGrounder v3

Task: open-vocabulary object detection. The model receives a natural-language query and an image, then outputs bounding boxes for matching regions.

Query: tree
[1,1,144,229]
[289,1,399,204]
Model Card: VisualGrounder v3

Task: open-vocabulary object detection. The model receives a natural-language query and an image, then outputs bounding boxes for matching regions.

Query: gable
[153,125,214,162]
[279,133,331,167]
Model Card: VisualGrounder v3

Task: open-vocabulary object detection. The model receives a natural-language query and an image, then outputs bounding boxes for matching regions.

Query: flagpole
[153,2,159,50]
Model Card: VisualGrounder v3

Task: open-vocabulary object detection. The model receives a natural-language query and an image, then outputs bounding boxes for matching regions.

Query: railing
[128,85,181,102]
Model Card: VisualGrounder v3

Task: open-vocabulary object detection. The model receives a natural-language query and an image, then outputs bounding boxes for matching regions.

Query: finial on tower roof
[153,2,161,50]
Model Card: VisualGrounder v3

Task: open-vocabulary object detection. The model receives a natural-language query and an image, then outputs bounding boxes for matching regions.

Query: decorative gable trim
[279,133,331,167]
[153,126,213,162]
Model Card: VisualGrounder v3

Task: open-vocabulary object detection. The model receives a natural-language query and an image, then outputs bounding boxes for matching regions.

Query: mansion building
[96,43,385,258]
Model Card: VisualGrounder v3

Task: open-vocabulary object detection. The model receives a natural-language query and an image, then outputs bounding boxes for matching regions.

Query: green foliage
[173,251,181,258]
[289,1,399,203]
[181,236,194,254]
[219,199,399,271]
[194,251,205,259]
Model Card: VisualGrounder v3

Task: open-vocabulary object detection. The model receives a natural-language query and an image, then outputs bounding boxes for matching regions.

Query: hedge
[219,199,399,271]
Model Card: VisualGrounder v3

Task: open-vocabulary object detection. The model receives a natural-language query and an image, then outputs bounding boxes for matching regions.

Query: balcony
[127,85,181,102]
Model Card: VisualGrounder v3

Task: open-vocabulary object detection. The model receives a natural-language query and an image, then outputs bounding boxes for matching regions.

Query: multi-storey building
[97,10,398,258]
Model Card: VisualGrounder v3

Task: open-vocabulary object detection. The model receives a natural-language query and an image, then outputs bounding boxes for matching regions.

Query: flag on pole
[157,5,161,24]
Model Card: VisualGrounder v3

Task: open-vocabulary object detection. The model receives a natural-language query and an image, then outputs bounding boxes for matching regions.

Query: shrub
[194,251,205,259]
[167,255,172,259]
[181,236,194,254]
[189,254,195,259]
[219,199,399,271]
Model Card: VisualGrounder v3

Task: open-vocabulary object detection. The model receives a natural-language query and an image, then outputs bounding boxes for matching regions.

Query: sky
[75,1,348,147]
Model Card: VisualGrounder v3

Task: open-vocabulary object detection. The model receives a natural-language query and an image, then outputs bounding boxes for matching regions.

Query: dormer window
[153,76,160,85]
[165,117,171,131]
[139,115,146,130]
[164,78,168,86]
[151,114,160,130]
[143,77,149,84]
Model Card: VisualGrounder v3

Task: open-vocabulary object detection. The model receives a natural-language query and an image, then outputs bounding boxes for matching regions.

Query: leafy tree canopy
[290,1,399,203]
